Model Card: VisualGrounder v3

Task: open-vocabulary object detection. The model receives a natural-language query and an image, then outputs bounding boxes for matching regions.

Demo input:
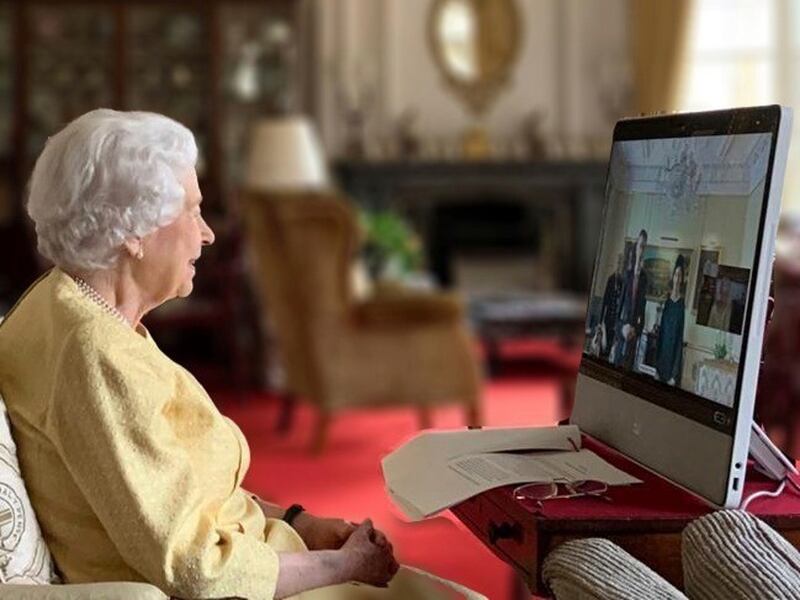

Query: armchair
[241,191,482,452]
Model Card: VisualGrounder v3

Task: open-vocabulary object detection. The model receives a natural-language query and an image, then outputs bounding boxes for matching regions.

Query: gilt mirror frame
[427,0,522,117]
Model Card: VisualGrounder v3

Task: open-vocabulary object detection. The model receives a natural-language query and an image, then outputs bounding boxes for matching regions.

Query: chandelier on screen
[662,145,702,218]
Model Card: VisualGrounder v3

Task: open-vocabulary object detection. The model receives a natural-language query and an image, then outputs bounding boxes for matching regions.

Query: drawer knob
[488,520,523,544]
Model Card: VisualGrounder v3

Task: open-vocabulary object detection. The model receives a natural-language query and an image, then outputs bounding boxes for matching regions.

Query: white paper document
[449,449,638,488]
[382,425,641,520]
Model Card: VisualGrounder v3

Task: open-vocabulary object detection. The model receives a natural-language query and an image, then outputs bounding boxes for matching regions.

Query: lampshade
[245,116,330,191]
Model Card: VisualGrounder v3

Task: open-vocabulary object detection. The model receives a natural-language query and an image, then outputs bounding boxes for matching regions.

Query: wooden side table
[450,435,800,596]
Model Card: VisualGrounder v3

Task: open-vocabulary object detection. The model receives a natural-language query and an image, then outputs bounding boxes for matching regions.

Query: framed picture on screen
[693,247,721,311]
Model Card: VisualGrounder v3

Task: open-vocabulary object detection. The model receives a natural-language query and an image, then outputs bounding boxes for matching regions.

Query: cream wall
[312,0,631,157]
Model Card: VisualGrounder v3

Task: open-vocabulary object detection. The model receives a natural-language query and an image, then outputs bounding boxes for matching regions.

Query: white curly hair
[27,108,198,271]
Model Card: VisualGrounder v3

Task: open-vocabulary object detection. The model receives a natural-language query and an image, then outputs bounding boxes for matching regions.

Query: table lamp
[245,115,330,192]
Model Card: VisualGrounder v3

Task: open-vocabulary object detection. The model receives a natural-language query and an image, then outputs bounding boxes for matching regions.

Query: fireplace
[429,196,541,290]
[335,160,607,294]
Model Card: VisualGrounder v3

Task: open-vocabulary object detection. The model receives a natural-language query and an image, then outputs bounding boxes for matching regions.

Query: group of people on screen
[593,228,687,386]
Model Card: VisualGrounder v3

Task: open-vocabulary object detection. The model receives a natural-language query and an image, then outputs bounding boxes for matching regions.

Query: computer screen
[572,106,791,507]
[582,131,774,433]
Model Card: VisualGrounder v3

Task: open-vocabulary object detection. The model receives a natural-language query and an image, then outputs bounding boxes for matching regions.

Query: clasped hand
[252,496,399,588]
[292,512,356,550]
[294,512,399,587]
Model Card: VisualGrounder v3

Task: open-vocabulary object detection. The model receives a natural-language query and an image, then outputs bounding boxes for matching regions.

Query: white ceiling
[609,133,772,196]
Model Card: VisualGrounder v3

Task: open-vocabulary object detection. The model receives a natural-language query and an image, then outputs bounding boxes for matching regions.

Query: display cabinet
[126,5,213,175]
[25,4,116,164]
[5,0,308,214]
[219,2,299,191]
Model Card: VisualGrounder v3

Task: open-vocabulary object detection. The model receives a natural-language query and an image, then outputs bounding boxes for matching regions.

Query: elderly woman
[0,109,398,599]
[707,277,732,331]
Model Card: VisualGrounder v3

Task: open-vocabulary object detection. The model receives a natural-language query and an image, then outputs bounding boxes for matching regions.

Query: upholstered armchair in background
[241,190,482,452]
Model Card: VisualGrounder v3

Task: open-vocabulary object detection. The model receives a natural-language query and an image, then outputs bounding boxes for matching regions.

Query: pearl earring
[136,248,144,260]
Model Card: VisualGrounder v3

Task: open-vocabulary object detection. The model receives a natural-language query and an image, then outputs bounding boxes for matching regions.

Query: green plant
[713,331,728,360]
[359,209,423,279]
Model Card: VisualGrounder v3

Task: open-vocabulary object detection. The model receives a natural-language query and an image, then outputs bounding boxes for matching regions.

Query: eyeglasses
[512,480,611,508]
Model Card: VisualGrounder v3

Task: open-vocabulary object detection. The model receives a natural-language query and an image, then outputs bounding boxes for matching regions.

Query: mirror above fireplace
[427,0,522,118]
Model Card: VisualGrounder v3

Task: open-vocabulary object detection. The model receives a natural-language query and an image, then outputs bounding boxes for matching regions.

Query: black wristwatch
[282,503,305,527]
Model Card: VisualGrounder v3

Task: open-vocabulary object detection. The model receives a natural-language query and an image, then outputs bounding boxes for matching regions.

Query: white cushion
[0,391,58,584]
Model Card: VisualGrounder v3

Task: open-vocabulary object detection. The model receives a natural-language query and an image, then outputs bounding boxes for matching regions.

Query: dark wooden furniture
[451,435,800,597]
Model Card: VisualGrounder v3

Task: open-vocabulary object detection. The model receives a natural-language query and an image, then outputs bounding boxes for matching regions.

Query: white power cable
[740,479,787,511]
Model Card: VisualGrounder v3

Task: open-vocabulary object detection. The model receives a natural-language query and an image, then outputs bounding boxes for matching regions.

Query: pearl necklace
[71,275,132,327]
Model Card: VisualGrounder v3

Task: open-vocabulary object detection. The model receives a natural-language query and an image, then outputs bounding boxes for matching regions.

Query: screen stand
[748,290,795,481]
[750,421,799,480]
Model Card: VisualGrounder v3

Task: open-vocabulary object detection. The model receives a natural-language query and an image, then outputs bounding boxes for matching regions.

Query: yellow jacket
[0,269,297,600]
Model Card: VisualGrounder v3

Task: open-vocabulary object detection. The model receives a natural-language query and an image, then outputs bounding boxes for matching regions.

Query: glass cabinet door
[0,1,12,159]
[125,6,211,177]
[219,3,297,193]
[0,1,13,229]
[25,4,116,163]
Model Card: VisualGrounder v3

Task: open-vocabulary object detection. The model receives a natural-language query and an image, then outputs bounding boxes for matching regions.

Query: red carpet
[218,346,574,600]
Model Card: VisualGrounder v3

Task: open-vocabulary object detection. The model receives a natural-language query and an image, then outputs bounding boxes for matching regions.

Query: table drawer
[455,495,536,576]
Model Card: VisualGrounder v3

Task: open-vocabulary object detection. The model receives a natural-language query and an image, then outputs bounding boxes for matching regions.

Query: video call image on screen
[585,132,773,408]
